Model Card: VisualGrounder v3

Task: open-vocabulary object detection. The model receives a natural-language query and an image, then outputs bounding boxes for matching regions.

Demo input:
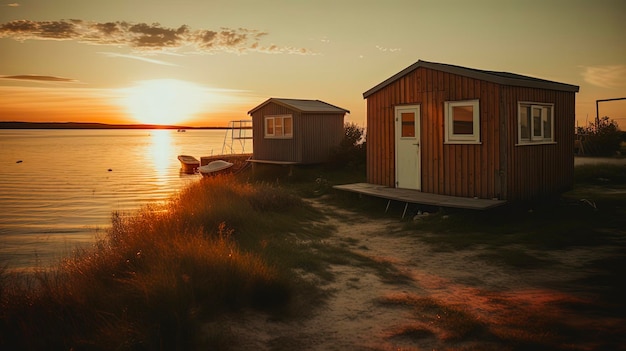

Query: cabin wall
[251,104,301,163]
[366,67,503,199]
[251,103,346,164]
[300,113,344,163]
[502,87,576,202]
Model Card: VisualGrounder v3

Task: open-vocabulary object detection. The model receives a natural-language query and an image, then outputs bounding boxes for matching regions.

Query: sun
[120,79,208,125]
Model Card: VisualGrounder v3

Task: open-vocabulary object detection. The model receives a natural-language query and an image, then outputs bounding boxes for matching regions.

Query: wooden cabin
[363,59,579,202]
[248,98,349,164]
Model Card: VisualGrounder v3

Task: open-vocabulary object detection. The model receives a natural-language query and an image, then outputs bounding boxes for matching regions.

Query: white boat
[177,155,200,174]
[198,160,234,177]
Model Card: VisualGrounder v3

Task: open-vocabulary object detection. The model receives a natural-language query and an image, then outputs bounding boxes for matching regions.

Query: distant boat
[177,129,186,132]
[177,155,200,174]
[198,160,234,177]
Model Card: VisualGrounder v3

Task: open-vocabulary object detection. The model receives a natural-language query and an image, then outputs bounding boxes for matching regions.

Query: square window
[264,115,293,139]
[444,99,480,144]
[517,102,554,145]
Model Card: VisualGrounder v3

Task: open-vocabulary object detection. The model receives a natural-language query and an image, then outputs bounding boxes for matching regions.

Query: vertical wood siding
[366,67,503,199]
[251,103,344,164]
[301,114,344,163]
[251,104,300,162]
[366,66,575,201]
[502,87,575,202]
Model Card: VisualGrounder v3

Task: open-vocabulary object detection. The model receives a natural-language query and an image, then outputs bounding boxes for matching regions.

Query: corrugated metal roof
[248,98,350,115]
[363,60,580,98]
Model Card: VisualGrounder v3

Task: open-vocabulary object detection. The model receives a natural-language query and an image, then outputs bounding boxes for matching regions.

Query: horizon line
[0,121,237,130]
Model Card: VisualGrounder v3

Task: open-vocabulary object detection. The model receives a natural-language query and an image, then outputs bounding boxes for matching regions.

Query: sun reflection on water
[149,130,173,184]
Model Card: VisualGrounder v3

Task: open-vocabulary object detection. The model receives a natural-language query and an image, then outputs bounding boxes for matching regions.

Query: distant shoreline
[0,121,232,130]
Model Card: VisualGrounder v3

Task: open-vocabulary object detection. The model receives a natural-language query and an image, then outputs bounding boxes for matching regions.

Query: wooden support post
[402,202,408,219]
[385,200,391,213]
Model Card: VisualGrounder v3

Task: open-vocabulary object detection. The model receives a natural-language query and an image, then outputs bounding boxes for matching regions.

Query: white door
[395,105,421,190]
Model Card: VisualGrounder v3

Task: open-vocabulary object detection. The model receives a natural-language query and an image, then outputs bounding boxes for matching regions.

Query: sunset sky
[1,0,625,127]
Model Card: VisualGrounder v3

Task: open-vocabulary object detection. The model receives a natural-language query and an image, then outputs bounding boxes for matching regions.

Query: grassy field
[404,163,626,251]
[1,161,624,350]
[331,162,626,350]
[0,175,330,350]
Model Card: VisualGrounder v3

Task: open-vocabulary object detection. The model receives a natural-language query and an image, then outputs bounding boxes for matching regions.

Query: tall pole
[596,100,599,129]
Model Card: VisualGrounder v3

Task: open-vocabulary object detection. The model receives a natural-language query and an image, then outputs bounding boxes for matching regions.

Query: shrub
[329,122,366,169]
[577,116,622,156]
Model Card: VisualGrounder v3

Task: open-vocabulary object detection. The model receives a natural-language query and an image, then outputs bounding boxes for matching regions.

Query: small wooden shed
[363,59,579,202]
[248,98,349,164]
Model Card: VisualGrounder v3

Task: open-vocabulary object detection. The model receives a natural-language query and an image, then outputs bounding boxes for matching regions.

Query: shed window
[264,115,293,139]
[517,102,554,145]
[444,99,480,144]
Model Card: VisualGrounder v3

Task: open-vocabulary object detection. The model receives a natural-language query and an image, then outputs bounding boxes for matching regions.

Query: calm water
[0,129,249,271]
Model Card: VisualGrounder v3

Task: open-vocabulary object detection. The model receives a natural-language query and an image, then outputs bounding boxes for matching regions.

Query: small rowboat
[198,160,234,177]
[177,155,200,174]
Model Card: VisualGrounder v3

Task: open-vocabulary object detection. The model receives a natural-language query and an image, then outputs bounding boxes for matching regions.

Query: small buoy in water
[108,168,112,172]
[16,160,22,163]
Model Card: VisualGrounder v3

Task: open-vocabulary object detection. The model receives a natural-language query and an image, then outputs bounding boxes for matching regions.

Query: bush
[329,122,366,169]
[577,116,622,156]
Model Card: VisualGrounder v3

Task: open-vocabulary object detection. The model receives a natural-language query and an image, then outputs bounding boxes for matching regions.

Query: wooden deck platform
[333,183,506,211]
[247,159,299,165]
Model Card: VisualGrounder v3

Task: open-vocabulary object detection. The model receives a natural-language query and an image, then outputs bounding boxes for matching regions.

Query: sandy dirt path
[216,198,625,350]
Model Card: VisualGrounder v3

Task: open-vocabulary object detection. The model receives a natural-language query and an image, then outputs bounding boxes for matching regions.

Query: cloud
[0,19,313,55]
[6,3,19,7]
[0,74,77,82]
[99,52,179,66]
[582,65,626,89]
[376,45,401,53]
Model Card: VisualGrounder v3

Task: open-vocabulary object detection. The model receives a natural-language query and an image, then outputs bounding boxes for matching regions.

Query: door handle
[413,143,420,146]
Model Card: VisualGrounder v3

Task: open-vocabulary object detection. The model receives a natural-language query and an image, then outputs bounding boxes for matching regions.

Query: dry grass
[378,294,487,342]
[2,163,625,350]
[0,175,316,350]
[377,290,624,351]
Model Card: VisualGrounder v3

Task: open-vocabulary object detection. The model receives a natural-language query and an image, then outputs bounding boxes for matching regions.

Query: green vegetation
[399,163,626,253]
[576,116,622,156]
[328,122,367,170]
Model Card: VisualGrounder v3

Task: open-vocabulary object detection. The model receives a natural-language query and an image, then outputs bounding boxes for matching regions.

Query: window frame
[444,99,481,144]
[517,102,555,145]
[264,114,293,139]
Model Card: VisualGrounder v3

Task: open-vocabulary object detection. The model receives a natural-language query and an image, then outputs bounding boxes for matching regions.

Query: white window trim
[444,99,481,144]
[264,114,293,139]
[516,102,555,146]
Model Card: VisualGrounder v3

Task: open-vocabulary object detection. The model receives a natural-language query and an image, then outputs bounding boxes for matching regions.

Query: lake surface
[0,129,251,271]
